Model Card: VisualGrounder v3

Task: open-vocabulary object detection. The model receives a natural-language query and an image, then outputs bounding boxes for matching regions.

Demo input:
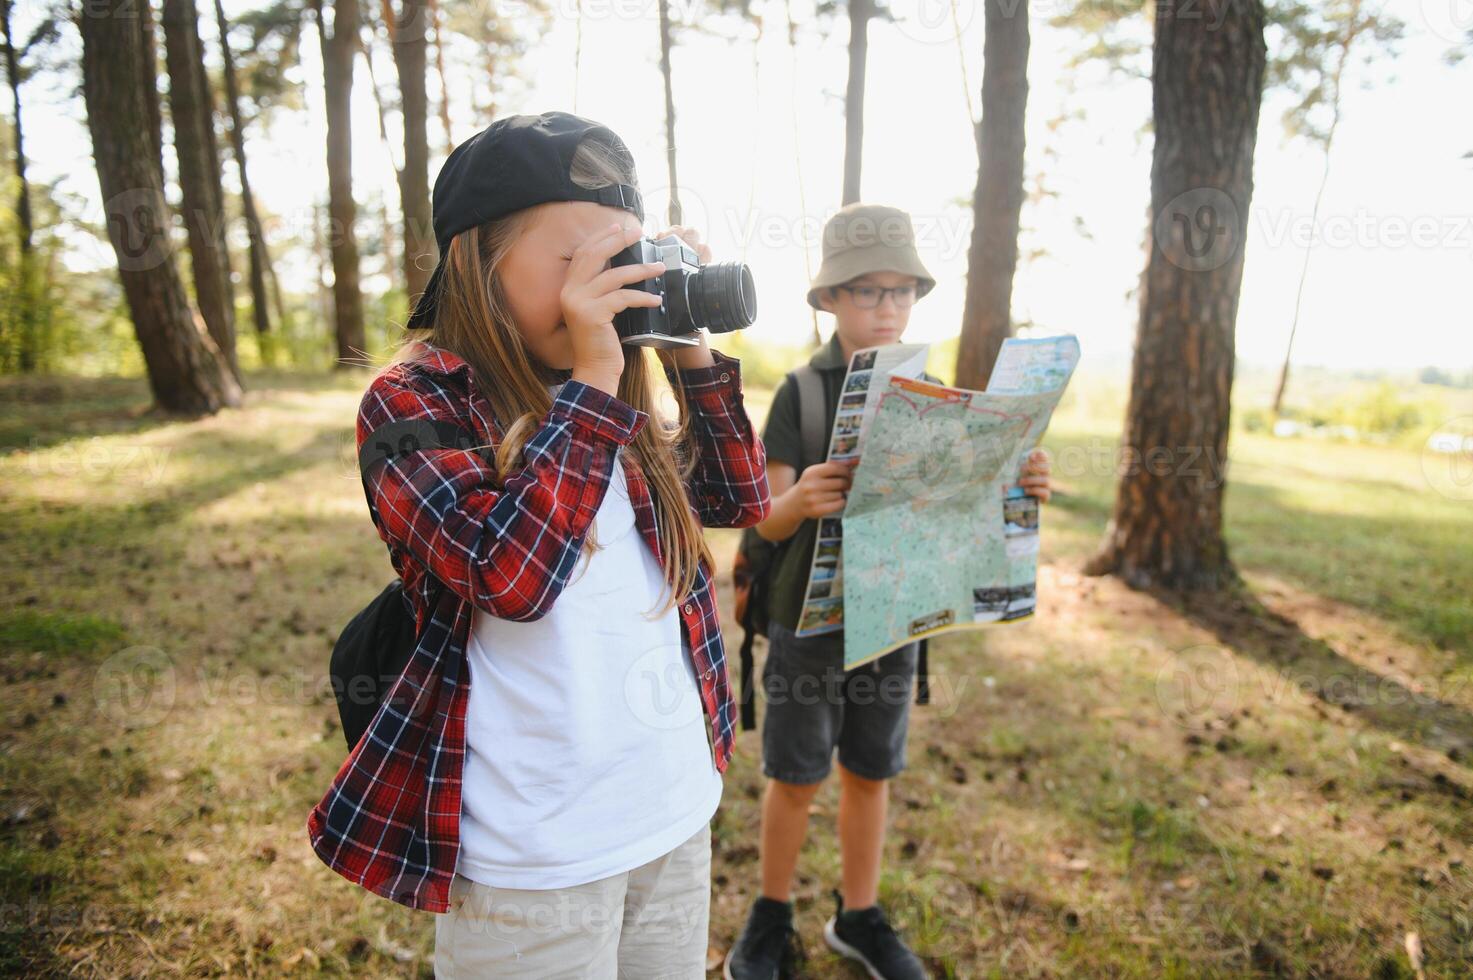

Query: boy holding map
[725,203,1053,979]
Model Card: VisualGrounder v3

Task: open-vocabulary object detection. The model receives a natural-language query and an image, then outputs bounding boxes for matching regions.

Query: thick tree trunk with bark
[79,2,239,414]
[213,0,276,360]
[388,0,434,306]
[1086,0,1266,591]
[841,0,870,205]
[318,0,366,367]
[955,0,1029,392]
[162,0,239,382]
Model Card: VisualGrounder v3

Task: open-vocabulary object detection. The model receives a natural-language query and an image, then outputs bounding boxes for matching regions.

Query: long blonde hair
[391,137,713,614]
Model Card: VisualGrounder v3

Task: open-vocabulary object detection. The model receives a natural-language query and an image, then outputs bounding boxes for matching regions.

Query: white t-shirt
[455,445,722,890]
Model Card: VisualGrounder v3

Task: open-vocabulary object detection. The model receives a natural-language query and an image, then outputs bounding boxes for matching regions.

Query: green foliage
[227,0,311,119]
[1264,0,1405,146]
[1282,381,1447,445]
[713,331,814,391]
[0,609,126,657]
[1050,0,1406,145]
[0,105,149,377]
[1420,365,1473,389]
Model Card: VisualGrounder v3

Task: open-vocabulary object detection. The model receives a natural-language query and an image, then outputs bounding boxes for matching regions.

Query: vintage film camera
[610,235,757,348]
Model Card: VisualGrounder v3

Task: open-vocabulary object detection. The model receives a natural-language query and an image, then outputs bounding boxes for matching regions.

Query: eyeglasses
[836,283,918,310]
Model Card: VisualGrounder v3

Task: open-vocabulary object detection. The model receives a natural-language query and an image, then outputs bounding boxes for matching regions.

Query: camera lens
[684,261,757,334]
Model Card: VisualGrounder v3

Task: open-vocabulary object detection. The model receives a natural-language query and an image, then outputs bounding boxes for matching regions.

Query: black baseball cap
[407,111,646,329]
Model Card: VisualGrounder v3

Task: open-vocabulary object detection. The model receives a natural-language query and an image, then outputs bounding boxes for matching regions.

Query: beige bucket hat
[806,202,936,310]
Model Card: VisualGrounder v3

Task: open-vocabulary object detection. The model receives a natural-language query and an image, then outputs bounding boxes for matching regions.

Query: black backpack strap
[791,364,828,471]
[358,417,487,477]
[738,604,758,731]
[737,367,826,733]
[354,416,484,636]
[915,638,930,705]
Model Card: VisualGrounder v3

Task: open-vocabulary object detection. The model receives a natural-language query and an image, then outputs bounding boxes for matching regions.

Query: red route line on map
[873,376,1039,440]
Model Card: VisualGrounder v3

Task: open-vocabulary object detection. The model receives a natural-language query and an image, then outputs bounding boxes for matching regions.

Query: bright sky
[17,0,1473,374]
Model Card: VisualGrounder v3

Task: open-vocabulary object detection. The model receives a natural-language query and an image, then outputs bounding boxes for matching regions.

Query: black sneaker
[822,889,928,980]
[724,896,804,980]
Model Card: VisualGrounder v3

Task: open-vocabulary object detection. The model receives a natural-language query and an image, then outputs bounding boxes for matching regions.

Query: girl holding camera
[306,112,769,976]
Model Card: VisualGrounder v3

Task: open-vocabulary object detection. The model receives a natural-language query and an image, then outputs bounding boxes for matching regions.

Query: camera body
[610,235,757,348]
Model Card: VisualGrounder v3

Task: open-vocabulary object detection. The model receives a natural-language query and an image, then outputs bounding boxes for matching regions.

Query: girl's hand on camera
[562,222,664,393]
[653,225,717,371]
[657,225,712,264]
[1018,447,1052,503]
[794,459,856,519]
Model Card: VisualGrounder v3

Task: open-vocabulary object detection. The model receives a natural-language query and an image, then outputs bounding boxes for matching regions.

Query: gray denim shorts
[760,619,918,785]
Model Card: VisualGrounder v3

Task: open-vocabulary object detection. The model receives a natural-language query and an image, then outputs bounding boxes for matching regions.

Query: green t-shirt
[759,339,848,633]
[759,335,940,632]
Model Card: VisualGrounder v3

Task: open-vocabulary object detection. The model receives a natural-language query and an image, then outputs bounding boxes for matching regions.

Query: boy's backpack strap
[735,365,824,733]
[791,363,828,471]
[734,364,830,734]
[915,638,929,705]
[737,599,758,731]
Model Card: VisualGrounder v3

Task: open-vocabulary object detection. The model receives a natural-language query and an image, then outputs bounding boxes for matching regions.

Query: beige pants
[434,823,712,979]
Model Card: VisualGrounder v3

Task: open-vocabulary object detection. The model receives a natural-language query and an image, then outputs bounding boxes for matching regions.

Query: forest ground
[1,368,1469,977]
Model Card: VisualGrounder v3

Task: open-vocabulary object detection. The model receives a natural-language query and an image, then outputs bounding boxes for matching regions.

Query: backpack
[732,366,929,731]
[330,418,487,752]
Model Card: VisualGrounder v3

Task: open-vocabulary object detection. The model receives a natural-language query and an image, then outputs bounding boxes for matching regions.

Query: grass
[0,367,1469,977]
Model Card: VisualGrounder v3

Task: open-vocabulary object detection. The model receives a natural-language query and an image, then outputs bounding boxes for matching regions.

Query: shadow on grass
[0,374,172,453]
[1042,436,1473,658]
[0,370,369,453]
[1171,586,1473,769]
[2,426,351,542]
[918,619,1471,975]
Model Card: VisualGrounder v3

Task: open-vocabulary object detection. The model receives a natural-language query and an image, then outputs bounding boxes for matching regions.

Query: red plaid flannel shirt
[306,340,769,912]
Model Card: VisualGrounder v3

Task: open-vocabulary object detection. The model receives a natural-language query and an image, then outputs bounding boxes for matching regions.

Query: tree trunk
[841,0,871,205]
[214,0,277,363]
[137,0,166,183]
[317,0,366,367]
[955,0,1029,392]
[657,0,682,224]
[79,2,239,414]
[1,0,41,373]
[162,0,239,383]
[387,0,434,307]
[1086,0,1266,591]
[428,0,453,154]
[313,199,335,351]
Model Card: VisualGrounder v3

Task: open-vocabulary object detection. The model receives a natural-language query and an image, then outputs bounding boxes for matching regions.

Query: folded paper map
[792,335,1081,668]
